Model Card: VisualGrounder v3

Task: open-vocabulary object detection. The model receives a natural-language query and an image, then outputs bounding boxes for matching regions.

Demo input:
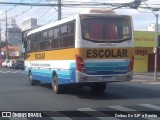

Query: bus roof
[80,8,116,14]
[27,8,130,36]
[27,15,76,36]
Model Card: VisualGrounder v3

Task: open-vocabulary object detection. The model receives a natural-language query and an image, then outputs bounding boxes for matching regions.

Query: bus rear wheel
[90,83,106,93]
[52,75,62,94]
[28,71,36,86]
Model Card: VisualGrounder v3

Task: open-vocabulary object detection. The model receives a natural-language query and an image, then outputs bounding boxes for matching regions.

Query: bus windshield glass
[81,17,132,43]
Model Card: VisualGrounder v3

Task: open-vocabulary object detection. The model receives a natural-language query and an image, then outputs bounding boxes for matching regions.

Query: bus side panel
[28,62,76,84]
[55,62,76,84]
[25,67,37,80]
[56,69,76,84]
[36,69,52,83]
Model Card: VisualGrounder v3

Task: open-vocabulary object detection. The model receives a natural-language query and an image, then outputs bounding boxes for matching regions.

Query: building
[21,18,37,32]
[147,23,160,31]
[1,45,21,59]
[21,18,38,45]
[7,19,22,46]
[134,30,160,72]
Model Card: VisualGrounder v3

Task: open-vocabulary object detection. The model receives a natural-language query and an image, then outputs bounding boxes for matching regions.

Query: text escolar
[86,49,128,58]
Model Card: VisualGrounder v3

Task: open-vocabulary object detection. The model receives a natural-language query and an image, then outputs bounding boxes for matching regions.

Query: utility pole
[58,0,61,20]
[154,13,159,81]
[5,11,8,60]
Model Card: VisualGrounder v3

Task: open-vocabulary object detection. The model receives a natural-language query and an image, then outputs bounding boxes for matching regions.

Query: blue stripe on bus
[86,62,128,66]
[85,61,129,75]
[25,61,129,84]
[86,66,128,71]
[25,63,76,84]
[34,69,76,84]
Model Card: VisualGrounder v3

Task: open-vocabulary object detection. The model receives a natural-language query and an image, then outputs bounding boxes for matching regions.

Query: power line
[8,0,43,19]
[37,7,53,21]
[38,9,57,23]
[48,18,58,23]
[47,0,57,11]
[0,2,127,7]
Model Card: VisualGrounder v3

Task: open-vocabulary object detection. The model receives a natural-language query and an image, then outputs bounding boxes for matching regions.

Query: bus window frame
[26,20,76,53]
[81,16,132,43]
[60,21,75,49]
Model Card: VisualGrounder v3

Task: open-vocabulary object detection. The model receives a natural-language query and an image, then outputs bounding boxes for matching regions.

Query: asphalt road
[0,67,160,119]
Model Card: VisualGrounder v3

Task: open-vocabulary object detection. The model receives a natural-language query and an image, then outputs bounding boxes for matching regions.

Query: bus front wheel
[52,75,62,94]
[28,71,36,86]
[90,83,106,93]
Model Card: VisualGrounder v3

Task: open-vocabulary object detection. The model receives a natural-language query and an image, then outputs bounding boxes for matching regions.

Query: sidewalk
[132,72,160,83]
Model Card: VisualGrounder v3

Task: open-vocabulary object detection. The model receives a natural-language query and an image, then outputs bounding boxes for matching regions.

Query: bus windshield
[81,17,132,43]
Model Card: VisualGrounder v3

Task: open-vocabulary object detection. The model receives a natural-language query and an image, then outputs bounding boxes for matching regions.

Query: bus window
[42,31,48,41]
[38,32,42,41]
[49,29,54,38]
[51,38,59,49]
[81,17,131,42]
[61,25,68,36]
[105,21,118,39]
[51,28,59,49]
[37,43,40,51]
[90,21,103,40]
[27,39,31,52]
[40,41,48,50]
[68,23,74,34]
[60,22,75,48]
[53,28,59,38]
[31,34,36,42]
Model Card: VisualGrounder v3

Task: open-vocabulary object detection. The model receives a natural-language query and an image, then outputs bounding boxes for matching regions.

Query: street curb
[131,80,160,84]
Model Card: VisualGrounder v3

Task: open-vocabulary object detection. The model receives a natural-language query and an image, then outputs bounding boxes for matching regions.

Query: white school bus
[23,9,134,94]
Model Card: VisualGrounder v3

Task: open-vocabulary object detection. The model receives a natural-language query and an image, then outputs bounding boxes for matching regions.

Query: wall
[134,31,157,73]
[134,31,155,47]
[134,47,149,72]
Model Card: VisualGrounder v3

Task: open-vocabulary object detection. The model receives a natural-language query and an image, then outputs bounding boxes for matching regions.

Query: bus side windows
[51,38,59,49]
[40,41,48,50]
[27,40,31,52]
[60,22,74,48]
[51,28,60,49]
[61,25,68,36]
[36,42,40,51]
[42,31,48,41]
[49,29,54,38]
[53,28,59,38]
[68,23,74,34]
[28,21,75,51]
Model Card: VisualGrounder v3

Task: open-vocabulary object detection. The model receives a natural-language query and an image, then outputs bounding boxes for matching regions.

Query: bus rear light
[76,54,86,73]
[128,56,134,71]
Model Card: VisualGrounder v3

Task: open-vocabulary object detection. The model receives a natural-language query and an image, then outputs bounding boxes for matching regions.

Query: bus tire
[28,71,36,86]
[90,83,106,93]
[52,74,62,94]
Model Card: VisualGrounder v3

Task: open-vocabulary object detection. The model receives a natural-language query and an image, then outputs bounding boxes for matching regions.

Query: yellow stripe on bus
[26,48,134,61]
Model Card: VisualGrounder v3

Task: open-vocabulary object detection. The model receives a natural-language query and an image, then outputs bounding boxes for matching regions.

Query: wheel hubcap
[29,74,32,81]
[53,76,58,92]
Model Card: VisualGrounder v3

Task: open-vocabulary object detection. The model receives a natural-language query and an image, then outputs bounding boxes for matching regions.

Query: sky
[0,0,160,40]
